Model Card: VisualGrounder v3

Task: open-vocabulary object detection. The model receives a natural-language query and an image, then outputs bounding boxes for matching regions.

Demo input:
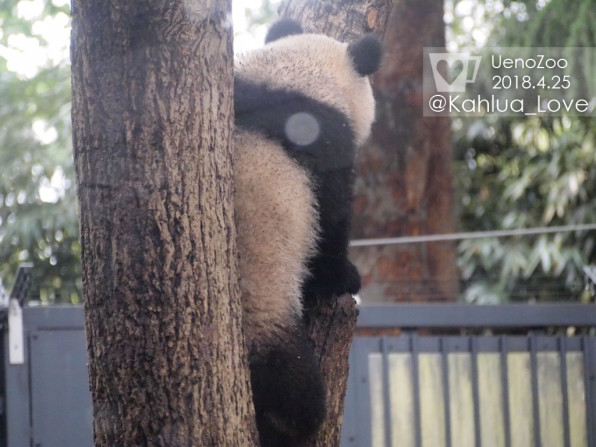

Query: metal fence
[342,304,596,447]
[1,303,595,446]
[0,306,92,447]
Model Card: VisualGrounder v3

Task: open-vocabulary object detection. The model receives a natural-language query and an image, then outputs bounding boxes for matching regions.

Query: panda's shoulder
[234,78,355,172]
[233,77,352,142]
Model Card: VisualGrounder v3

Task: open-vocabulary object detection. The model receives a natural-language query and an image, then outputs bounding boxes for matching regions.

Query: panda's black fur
[233,19,382,447]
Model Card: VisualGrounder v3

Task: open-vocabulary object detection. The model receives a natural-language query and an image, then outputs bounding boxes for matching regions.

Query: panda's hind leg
[249,325,326,447]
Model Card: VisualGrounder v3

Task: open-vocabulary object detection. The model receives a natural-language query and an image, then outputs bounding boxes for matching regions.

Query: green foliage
[244,0,280,27]
[453,0,596,302]
[0,0,79,302]
[502,0,596,48]
[455,116,595,302]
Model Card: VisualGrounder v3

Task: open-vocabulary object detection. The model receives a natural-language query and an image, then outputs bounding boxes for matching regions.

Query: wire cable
[350,223,596,247]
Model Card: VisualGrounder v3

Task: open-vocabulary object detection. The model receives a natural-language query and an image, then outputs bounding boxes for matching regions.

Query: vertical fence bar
[529,336,542,447]
[356,338,374,447]
[411,333,422,447]
[381,337,393,447]
[500,336,512,447]
[471,337,482,447]
[559,337,571,447]
[441,338,452,447]
[583,336,596,447]
[342,345,359,446]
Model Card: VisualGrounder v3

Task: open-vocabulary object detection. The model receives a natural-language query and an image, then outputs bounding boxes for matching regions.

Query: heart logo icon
[436,59,464,85]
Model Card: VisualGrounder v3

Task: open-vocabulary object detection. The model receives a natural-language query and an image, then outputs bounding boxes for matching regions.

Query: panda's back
[233,69,359,179]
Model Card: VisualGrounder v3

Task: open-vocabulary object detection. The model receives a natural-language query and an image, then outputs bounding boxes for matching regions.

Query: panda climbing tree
[234,18,382,446]
[72,0,385,446]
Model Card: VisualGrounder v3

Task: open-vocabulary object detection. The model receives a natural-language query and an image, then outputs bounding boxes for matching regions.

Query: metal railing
[342,304,596,447]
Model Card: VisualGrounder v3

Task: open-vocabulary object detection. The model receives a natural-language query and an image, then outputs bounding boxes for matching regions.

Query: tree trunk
[350,0,459,303]
[71,1,258,446]
[279,0,392,41]
[277,2,392,446]
[301,295,359,447]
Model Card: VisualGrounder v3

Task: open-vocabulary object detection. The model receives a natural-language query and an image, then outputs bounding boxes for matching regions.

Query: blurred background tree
[1,0,594,303]
[348,0,459,304]
[0,0,78,302]
[451,0,595,303]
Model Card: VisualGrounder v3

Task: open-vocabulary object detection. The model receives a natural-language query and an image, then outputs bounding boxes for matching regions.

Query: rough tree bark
[71,1,258,445]
[277,2,392,446]
[280,0,392,41]
[350,0,459,303]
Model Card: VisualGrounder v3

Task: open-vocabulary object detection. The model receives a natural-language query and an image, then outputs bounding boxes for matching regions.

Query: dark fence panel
[1,306,92,447]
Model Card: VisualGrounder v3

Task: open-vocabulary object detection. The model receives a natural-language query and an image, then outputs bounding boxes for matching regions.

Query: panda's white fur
[234,129,318,353]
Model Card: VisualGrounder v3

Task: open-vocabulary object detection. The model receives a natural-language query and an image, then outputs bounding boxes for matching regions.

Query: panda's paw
[303,257,361,302]
[342,259,362,295]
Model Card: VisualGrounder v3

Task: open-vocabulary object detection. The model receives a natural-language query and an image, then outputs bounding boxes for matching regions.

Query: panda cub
[234,19,382,446]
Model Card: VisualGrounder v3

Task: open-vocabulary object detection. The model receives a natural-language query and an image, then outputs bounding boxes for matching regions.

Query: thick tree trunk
[350,0,459,303]
[71,1,258,446]
[277,2,392,446]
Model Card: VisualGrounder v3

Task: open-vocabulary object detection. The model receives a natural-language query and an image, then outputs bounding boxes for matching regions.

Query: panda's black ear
[347,34,383,76]
[265,19,303,44]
